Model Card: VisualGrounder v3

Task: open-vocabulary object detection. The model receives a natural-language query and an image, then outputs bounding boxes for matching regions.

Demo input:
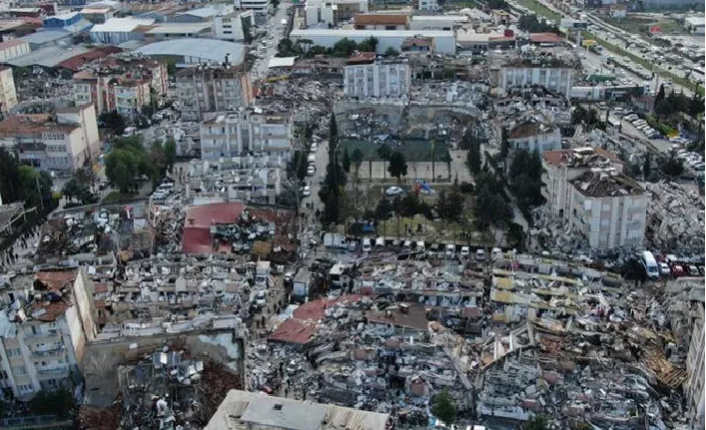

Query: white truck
[292,269,312,302]
[323,233,348,249]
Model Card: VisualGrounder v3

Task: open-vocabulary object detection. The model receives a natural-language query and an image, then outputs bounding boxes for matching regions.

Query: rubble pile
[645,181,705,252]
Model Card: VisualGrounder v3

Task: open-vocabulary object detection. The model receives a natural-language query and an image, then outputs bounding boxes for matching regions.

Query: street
[250,1,290,81]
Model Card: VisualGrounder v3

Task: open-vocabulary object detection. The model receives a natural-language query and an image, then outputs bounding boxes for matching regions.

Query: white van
[362,238,371,253]
[445,244,455,259]
[641,251,659,278]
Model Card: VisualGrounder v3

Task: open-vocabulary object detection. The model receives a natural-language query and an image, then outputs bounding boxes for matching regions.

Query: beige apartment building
[176,65,252,122]
[0,66,17,113]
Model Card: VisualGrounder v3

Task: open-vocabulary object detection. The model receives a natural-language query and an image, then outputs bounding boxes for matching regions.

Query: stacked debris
[645,181,705,253]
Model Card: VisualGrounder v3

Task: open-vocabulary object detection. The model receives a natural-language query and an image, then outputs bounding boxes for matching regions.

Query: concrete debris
[645,181,705,253]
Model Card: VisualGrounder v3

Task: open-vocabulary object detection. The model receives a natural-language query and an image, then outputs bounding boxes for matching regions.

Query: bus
[641,251,659,279]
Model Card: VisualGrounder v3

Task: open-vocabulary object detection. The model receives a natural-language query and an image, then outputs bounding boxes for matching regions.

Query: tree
[509,149,544,212]
[466,130,482,175]
[357,36,378,53]
[331,38,358,57]
[342,147,351,174]
[319,113,346,226]
[388,151,408,182]
[384,47,399,57]
[377,144,392,180]
[271,0,280,10]
[99,110,126,136]
[435,184,464,223]
[654,99,672,120]
[660,153,684,177]
[0,147,21,203]
[62,178,94,204]
[654,84,666,108]
[28,388,75,419]
[18,165,52,208]
[523,415,548,430]
[431,389,457,425]
[500,127,509,160]
[474,171,512,229]
[351,148,364,176]
[164,138,177,173]
[105,136,149,193]
[288,151,309,182]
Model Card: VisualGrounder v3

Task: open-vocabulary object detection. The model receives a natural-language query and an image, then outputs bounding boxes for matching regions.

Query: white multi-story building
[344,58,411,98]
[233,0,269,13]
[0,269,97,401]
[686,303,705,429]
[506,120,561,153]
[418,0,440,11]
[176,66,252,122]
[305,0,368,22]
[567,170,647,250]
[499,57,574,97]
[305,2,338,28]
[213,10,254,41]
[200,109,293,160]
[0,103,100,171]
[542,148,624,218]
[0,66,17,114]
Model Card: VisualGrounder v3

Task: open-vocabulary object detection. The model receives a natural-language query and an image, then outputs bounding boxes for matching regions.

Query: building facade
[506,120,561,153]
[72,54,168,118]
[0,269,97,401]
[233,0,269,13]
[176,66,252,122]
[344,59,411,98]
[0,103,100,171]
[418,0,440,11]
[0,39,30,62]
[567,171,647,250]
[542,148,624,217]
[500,58,574,97]
[213,10,254,41]
[290,29,456,55]
[0,66,17,114]
[199,109,292,160]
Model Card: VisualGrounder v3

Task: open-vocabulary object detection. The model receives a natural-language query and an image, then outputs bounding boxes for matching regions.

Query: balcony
[32,345,65,357]
[36,365,68,376]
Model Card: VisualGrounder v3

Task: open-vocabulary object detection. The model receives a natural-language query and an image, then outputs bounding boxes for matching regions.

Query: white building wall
[0,67,17,112]
[501,66,573,96]
[0,42,30,62]
[687,305,705,429]
[568,188,647,250]
[418,0,440,11]
[344,62,410,98]
[507,127,561,153]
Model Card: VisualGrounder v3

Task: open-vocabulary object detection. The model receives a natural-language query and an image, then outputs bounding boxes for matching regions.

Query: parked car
[445,244,455,259]
[658,262,671,276]
[307,165,316,176]
[386,186,404,196]
[301,186,311,197]
[687,265,700,276]
[671,264,685,277]
[362,238,371,253]
[476,249,486,262]
[460,246,470,258]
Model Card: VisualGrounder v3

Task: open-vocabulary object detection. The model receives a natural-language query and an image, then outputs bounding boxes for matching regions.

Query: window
[13,366,26,375]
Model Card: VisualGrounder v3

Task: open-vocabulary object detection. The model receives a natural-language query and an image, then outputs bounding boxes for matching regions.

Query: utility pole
[35,175,44,211]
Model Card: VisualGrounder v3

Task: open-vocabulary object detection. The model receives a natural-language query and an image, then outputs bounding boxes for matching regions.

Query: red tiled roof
[292,294,363,320]
[529,32,563,44]
[34,301,71,322]
[347,52,376,64]
[366,303,429,331]
[354,14,408,26]
[57,46,122,71]
[36,270,77,291]
[0,115,79,137]
[182,202,245,254]
[94,283,109,293]
[268,318,318,345]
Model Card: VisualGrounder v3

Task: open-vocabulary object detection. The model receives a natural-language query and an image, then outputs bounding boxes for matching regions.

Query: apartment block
[499,57,575,97]
[0,66,17,113]
[418,0,440,11]
[199,109,292,160]
[506,120,561,153]
[72,53,168,118]
[188,158,285,205]
[176,66,252,122]
[567,170,647,250]
[542,147,624,217]
[344,58,410,99]
[213,10,254,41]
[0,103,100,171]
[233,0,269,13]
[0,269,97,401]
[686,303,705,429]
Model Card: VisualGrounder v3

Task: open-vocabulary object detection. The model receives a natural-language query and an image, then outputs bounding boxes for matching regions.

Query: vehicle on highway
[385,186,404,196]
[302,185,310,197]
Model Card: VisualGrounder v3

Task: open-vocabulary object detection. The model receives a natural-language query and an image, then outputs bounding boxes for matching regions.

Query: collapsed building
[645,181,705,253]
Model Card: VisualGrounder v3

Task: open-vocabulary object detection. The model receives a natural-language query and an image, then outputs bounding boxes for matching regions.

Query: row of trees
[653,85,705,120]
[571,105,606,130]
[277,37,400,58]
[0,148,54,210]
[105,136,176,194]
[517,14,560,34]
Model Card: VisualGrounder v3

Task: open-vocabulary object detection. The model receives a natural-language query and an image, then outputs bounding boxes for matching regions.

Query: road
[250,1,290,81]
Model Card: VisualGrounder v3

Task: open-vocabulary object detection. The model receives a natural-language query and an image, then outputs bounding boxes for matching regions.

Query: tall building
[344,57,410,99]
[686,303,705,429]
[499,56,575,97]
[176,65,252,122]
[418,0,440,11]
[72,53,168,118]
[199,109,292,160]
[233,0,269,13]
[0,66,17,114]
[0,103,100,171]
[567,170,647,250]
[0,269,97,401]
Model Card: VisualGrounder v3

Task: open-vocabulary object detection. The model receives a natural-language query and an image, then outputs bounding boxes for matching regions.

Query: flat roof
[20,30,72,44]
[135,38,245,64]
[267,56,296,68]
[90,17,155,32]
[176,6,220,18]
[5,45,92,68]
[47,12,80,20]
[290,29,454,38]
[146,23,212,34]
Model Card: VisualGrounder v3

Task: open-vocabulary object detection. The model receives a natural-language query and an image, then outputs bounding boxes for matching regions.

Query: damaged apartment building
[72,52,169,119]
[0,269,97,401]
[176,64,253,122]
[540,147,648,250]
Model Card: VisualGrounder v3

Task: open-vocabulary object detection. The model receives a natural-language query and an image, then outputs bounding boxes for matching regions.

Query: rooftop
[145,22,212,34]
[0,114,79,136]
[135,38,245,65]
[267,56,296,68]
[529,32,563,44]
[507,120,556,139]
[176,6,222,18]
[204,390,390,430]
[0,39,28,50]
[411,15,469,22]
[353,13,408,26]
[19,30,72,45]
[502,55,573,69]
[542,147,623,167]
[90,17,156,33]
[570,170,644,197]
